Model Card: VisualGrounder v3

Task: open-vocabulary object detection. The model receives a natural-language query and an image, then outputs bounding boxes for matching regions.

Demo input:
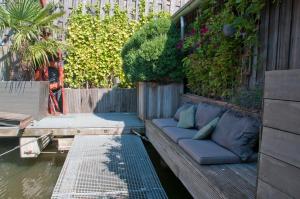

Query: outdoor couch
[145,94,260,199]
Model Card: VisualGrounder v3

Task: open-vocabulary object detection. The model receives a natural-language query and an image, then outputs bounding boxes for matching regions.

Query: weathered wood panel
[137,82,183,120]
[257,180,291,199]
[258,69,300,198]
[289,0,300,69]
[65,88,137,113]
[261,127,300,168]
[146,120,257,199]
[258,154,300,198]
[0,81,48,119]
[264,69,300,101]
[259,0,300,71]
[263,99,300,135]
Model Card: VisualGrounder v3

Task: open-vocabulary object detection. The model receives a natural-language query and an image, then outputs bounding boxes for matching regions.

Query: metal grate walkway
[51,135,167,199]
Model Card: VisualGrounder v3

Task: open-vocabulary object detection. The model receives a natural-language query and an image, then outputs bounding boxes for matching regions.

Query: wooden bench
[145,94,260,199]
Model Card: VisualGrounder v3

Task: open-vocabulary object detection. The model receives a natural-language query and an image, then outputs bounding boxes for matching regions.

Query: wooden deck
[52,135,167,199]
[23,113,144,137]
[146,120,257,199]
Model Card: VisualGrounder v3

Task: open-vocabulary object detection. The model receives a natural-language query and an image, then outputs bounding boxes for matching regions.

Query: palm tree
[0,0,65,80]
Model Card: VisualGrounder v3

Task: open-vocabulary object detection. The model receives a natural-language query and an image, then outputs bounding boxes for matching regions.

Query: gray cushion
[193,117,220,140]
[177,106,195,128]
[162,127,197,143]
[179,139,241,165]
[195,103,225,130]
[174,103,194,121]
[211,110,260,161]
[152,118,178,128]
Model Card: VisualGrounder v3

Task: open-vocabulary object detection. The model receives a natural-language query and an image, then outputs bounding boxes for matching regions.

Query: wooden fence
[65,88,137,113]
[259,0,300,72]
[51,0,187,40]
[257,69,300,198]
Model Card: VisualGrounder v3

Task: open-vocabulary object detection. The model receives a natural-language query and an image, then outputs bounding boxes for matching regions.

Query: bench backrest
[180,94,261,119]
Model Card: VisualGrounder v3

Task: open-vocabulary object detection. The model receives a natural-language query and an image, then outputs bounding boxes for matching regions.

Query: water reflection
[0,138,66,199]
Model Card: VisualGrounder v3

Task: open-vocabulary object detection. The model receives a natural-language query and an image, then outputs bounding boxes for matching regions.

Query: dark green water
[0,138,191,199]
[0,138,66,199]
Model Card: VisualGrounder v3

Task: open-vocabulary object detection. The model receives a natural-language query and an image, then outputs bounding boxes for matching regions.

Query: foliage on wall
[121,16,183,83]
[181,0,265,99]
[65,2,168,88]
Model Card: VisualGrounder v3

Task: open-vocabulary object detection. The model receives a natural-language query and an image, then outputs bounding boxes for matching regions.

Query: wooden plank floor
[51,135,167,199]
[23,113,144,136]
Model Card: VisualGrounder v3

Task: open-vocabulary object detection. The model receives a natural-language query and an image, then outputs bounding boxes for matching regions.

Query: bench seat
[152,118,178,128]
[146,120,257,199]
[179,139,241,165]
[162,127,197,143]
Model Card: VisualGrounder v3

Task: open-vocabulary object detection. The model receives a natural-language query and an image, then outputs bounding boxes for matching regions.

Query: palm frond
[1,0,65,72]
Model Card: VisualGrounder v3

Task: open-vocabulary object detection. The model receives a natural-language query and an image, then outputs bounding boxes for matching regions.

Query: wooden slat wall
[65,88,137,113]
[257,69,300,199]
[0,81,49,119]
[137,82,183,120]
[259,0,300,75]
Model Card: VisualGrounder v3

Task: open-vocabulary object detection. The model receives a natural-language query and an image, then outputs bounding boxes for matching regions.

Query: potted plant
[0,0,64,118]
[121,16,184,120]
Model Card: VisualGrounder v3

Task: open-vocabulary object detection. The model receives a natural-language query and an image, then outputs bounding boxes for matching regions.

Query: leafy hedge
[182,0,265,98]
[121,16,183,83]
[65,5,138,88]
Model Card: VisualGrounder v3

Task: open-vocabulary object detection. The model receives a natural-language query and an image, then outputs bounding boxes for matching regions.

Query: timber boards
[257,69,300,199]
[0,112,33,129]
[0,112,33,137]
[0,81,48,119]
[145,120,257,199]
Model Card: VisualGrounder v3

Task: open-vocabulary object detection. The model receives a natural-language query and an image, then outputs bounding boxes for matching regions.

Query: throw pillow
[174,103,194,121]
[177,106,195,128]
[193,117,220,140]
[211,110,260,161]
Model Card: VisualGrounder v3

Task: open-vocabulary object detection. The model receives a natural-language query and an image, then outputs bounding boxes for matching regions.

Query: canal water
[0,138,66,199]
[0,138,191,199]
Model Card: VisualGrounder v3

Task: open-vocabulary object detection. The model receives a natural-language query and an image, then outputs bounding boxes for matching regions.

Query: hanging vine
[181,0,265,99]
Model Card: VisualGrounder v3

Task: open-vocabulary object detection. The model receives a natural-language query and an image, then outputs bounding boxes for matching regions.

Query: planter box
[137,82,184,120]
[0,81,49,120]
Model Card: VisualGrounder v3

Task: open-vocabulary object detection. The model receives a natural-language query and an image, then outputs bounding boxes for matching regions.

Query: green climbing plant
[65,1,167,88]
[181,0,265,99]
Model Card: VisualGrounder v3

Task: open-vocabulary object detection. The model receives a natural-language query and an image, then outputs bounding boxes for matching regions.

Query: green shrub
[122,17,183,83]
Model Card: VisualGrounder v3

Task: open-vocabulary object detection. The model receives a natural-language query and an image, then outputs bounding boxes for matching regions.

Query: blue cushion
[211,110,260,161]
[179,139,241,165]
[195,103,225,130]
[152,118,178,128]
[193,117,220,140]
[174,103,194,121]
[177,106,195,128]
[162,127,197,143]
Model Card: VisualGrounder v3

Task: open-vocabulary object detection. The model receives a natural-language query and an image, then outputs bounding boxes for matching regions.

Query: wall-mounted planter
[0,81,49,120]
[137,82,184,120]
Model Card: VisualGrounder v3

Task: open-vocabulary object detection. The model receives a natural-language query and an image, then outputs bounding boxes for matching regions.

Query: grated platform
[51,135,167,199]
